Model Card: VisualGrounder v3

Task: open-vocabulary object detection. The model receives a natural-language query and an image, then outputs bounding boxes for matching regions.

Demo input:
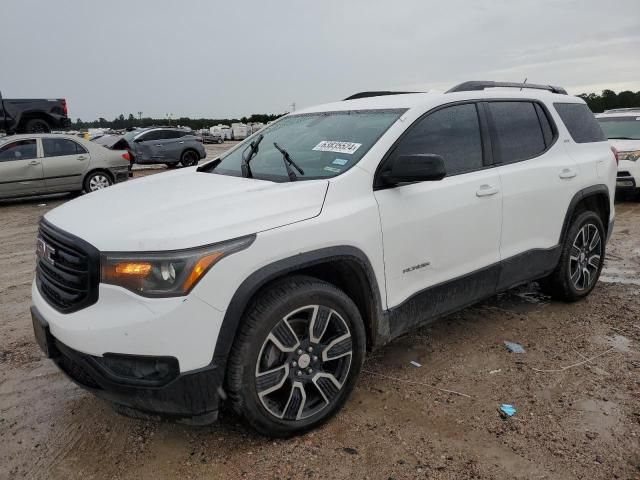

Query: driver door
[0,138,44,197]
[373,102,502,319]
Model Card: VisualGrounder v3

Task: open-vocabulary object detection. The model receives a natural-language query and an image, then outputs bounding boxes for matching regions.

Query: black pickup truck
[0,91,71,134]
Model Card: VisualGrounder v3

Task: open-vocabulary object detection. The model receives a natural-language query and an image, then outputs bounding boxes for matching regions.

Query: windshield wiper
[273,142,305,181]
[240,134,264,178]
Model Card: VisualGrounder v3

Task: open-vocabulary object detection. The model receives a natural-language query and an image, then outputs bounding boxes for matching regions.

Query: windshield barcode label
[313,141,362,155]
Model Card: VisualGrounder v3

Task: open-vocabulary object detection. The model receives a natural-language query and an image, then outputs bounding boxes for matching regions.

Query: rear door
[41,137,89,190]
[488,100,578,289]
[0,139,44,197]
[374,102,503,317]
[156,130,185,162]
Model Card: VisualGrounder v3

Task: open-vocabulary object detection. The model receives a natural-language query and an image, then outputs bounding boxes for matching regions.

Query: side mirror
[381,154,446,186]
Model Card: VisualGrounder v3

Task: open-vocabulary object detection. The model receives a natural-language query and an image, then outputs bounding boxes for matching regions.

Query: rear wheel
[226,276,365,437]
[84,171,113,193]
[180,150,199,167]
[24,118,51,134]
[540,210,605,301]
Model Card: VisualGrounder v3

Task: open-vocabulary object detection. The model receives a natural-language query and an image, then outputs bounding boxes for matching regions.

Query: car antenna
[520,78,528,91]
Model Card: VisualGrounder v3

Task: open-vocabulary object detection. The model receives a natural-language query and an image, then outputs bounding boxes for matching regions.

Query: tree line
[73,113,285,130]
[72,89,640,130]
[578,89,640,113]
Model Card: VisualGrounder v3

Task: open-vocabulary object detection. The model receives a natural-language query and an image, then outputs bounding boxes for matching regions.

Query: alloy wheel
[569,223,602,291]
[255,305,353,421]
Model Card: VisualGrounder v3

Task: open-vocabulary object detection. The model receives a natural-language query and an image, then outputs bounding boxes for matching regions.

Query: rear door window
[42,138,85,157]
[488,101,546,164]
[391,103,484,176]
[554,103,606,143]
[0,139,38,162]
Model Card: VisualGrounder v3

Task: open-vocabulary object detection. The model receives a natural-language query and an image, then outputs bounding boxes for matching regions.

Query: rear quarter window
[554,103,606,143]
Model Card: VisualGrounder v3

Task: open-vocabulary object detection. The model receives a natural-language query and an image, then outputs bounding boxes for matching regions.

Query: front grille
[617,171,631,177]
[36,220,100,313]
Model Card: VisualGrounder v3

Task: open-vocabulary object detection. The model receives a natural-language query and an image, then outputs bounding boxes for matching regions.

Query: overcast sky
[1,0,638,120]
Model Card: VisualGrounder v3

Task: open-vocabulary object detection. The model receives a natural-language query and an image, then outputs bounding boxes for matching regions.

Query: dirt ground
[1,152,639,479]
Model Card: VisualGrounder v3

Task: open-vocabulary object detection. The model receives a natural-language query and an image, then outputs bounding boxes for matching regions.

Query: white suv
[31,81,617,437]
[596,108,640,196]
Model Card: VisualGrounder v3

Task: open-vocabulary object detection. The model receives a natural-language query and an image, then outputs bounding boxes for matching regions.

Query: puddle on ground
[488,283,551,313]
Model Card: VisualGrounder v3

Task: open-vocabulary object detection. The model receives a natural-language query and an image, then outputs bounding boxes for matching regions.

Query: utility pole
[290,102,296,112]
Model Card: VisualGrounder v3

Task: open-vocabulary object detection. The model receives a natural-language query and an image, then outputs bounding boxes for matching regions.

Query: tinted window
[554,103,606,143]
[42,138,86,157]
[0,139,38,162]
[489,102,546,164]
[534,103,554,147]
[392,103,483,175]
[138,131,163,142]
[160,130,182,140]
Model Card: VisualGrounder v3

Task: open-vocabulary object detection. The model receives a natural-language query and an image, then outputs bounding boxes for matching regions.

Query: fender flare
[211,246,385,362]
[558,184,611,244]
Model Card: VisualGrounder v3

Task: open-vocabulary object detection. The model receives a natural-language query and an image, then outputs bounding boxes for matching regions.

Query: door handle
[28,160,40,166]
[77,155,87,161]
[476,184,499,197]
[155,144,163,147]
[559,168,577,179]
[179,141,184,144]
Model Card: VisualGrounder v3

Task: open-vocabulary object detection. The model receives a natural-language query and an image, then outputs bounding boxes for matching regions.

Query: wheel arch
[559,184,611,244]
[213,246,386,365]
[17,112,54,132]
[83,168,114,190]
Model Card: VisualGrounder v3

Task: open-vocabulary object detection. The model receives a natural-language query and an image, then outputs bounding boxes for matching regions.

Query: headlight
[101,235,255,297]
[618,150,640,162]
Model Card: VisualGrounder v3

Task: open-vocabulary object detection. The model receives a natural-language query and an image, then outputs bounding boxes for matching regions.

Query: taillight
[61,99,67,116]
[611,146,619,165]
[122,151,131,162]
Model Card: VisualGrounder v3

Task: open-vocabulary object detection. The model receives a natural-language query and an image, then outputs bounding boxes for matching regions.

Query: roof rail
[343,91,420,101]
[603,107,640,114]
[446,81,567,95]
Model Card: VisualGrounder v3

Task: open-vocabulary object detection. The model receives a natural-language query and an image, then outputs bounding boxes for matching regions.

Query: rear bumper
[32,305,223,424]
[108,166,130,184]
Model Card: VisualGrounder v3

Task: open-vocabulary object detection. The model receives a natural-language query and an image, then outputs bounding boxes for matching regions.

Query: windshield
[211,109,405,181]
[597,116,640,140]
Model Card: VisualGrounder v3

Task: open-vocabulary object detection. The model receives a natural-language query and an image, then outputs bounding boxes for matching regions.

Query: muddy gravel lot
[1,149,639,479]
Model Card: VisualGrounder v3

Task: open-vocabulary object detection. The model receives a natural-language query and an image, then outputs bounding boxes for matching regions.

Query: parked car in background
[112,127,206,167]
[200,131,224,144]
[0,91,71,133]
[31,81,616,437]
[596,108,640,197]
[0,134,130,199]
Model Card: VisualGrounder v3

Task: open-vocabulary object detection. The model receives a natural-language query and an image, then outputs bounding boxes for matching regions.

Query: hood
[608,138,640,152]
[45,169,329,251]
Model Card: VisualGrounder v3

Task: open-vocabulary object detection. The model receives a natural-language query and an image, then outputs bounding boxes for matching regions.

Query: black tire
[539,210,605,302]
[24,118,51,134]
[180,150,199,167]
[83,171,113,193]
[217,138,224,144]
[226,275,366,437]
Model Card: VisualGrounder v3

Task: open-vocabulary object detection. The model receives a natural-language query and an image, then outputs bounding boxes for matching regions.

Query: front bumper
[32,305,223,424]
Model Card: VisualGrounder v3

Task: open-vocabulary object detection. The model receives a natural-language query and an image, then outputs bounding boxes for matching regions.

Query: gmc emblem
[36,237,56,266]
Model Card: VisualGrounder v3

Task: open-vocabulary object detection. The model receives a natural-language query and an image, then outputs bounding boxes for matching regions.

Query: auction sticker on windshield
[313,141,362,155]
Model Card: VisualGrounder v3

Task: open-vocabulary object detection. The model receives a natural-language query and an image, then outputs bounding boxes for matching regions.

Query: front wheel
[226,276,366,437]
[540,210,605,301]
[84,171,113,193]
